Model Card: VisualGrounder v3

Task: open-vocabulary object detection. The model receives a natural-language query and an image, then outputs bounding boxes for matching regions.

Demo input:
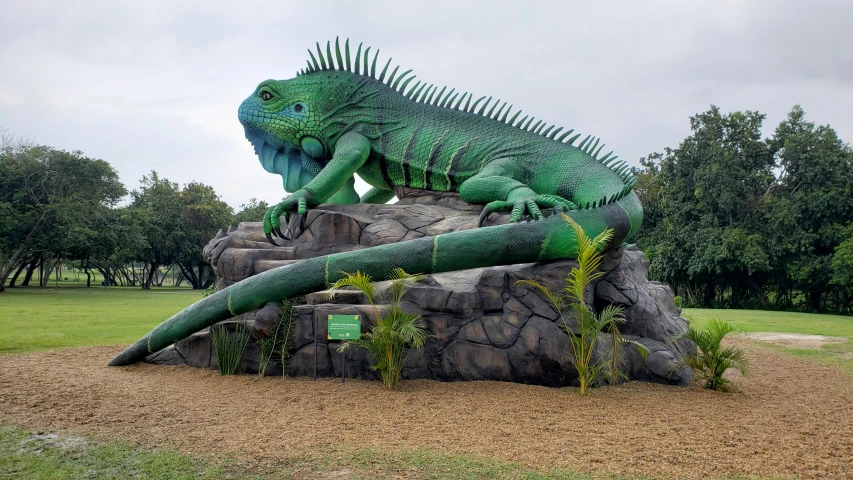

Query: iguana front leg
[263,131,371,244]
[458,161,577,227]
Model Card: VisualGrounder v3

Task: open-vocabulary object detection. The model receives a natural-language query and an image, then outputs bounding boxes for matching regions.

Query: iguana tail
[108,193,641,367]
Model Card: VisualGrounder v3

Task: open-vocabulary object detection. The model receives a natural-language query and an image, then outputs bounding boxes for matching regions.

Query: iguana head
[238,77,330,193]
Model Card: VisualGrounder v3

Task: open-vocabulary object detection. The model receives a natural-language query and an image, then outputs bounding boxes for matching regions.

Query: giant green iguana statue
[109,38,642,367]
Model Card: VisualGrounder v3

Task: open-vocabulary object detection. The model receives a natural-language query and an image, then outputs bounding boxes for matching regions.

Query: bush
[676,319,749,391]
[327,268,427,389]
[210,322,249,375]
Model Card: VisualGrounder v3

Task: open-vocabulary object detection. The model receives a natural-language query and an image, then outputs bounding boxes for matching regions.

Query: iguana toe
[478,200,513,227]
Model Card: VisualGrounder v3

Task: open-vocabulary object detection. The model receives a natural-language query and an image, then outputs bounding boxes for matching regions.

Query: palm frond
[387,267,422,305]
[515,279,565,315]
[326,270,376,303]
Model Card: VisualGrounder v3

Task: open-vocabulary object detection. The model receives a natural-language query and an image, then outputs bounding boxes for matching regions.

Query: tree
[831,224,853,313]
[764,106,853,311]
[129,171,183,289]
[635,106,775,308]
[0,134,125,291]
[176,181,233,289]
[233,198,269,225]
[129,171,232,289]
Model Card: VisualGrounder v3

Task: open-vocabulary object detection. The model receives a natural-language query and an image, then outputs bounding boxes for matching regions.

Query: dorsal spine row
[298,37,637,204]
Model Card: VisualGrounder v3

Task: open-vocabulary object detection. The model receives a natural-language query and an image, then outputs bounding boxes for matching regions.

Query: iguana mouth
[245,129,322,193]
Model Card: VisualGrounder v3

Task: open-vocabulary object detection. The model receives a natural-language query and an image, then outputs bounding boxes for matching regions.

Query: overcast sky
[1,0,851,209]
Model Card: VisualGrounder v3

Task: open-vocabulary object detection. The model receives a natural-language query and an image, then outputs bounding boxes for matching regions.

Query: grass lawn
[0,425,605,480]
[0,287,200,354]
[684,308,853,374]
[0,426,234,480]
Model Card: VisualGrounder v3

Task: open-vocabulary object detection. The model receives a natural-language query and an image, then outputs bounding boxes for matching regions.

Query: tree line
[633,105,853,314]
[3,104,852,314]
[0,129,268,291]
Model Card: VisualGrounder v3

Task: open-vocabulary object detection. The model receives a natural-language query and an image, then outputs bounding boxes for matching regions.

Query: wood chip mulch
[1,339,851,479]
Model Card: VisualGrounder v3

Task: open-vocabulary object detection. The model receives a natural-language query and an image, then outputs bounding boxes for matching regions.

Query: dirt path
[1,340,851,479]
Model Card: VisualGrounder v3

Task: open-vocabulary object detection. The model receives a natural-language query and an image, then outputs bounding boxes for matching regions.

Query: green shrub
[210,322,249,375]
[516,215,647,394]
[327,268,427,389]
[673,295,683,308]
[676,319,749,391]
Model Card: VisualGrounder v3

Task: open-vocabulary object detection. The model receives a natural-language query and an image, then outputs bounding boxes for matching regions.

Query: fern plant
[210,322,249,375]
[676,319,749,391]
[327,268,427,389]
[516,215,647,395]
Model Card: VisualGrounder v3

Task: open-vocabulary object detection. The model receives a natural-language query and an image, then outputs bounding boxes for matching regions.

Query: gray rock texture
[149,189,694,386]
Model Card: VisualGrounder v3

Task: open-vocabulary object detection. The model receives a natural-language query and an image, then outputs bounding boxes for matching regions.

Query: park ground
[1,287,852,479]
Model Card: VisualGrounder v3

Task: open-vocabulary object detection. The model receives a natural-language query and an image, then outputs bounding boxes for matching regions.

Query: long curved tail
[108,193,642,366]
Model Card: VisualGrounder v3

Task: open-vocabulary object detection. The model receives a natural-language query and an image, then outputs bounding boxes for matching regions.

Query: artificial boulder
[148,188,693,386]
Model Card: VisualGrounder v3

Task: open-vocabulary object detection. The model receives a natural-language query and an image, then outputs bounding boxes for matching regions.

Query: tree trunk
[40,259,57,288]
[177,262,200,289]
[7,260,28,288]
[142,263,158,290]
[703,279,715,307]
[21,258,39,287]
[809,290,822,312]
[156,264,173,287]
[0,213,46,292]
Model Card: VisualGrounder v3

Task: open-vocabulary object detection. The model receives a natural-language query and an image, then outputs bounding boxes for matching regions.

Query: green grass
[684,308,853,374]
[291,447,619,480]
[0,426,637,480]
[0,426,235,479]
[0,287,200,354]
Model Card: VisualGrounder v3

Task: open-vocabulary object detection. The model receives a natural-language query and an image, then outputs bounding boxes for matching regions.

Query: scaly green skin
[108,38,642,367]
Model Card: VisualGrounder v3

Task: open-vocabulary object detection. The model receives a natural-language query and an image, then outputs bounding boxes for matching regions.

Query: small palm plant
[327,268,427,389]
[676,319,749,391]
[516,215,647,395]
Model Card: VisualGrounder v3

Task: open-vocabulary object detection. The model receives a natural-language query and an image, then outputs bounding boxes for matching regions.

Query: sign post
[327,315,361,383]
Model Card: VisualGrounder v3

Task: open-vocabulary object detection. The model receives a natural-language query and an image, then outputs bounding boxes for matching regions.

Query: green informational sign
[328,315,361,340]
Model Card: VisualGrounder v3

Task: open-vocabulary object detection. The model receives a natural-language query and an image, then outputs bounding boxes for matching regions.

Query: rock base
[148,190,694,386]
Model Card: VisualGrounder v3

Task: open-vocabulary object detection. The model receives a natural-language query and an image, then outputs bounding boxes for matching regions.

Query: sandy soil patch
[1,339,851,479]
[743,332,848,349]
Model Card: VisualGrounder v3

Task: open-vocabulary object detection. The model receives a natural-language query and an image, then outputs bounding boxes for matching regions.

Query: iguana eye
[294,104,304,113]
[260,91,273,101]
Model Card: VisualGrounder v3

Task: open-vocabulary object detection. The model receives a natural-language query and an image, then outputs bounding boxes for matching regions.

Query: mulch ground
[1,339,851,479]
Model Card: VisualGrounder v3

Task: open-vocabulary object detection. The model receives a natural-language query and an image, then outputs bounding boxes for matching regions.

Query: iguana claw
[265,232,279,246]
[263,190,314,245]
[274,226,288,241]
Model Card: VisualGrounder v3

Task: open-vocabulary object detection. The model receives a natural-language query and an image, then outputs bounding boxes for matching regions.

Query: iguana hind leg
[458,163,577,227]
